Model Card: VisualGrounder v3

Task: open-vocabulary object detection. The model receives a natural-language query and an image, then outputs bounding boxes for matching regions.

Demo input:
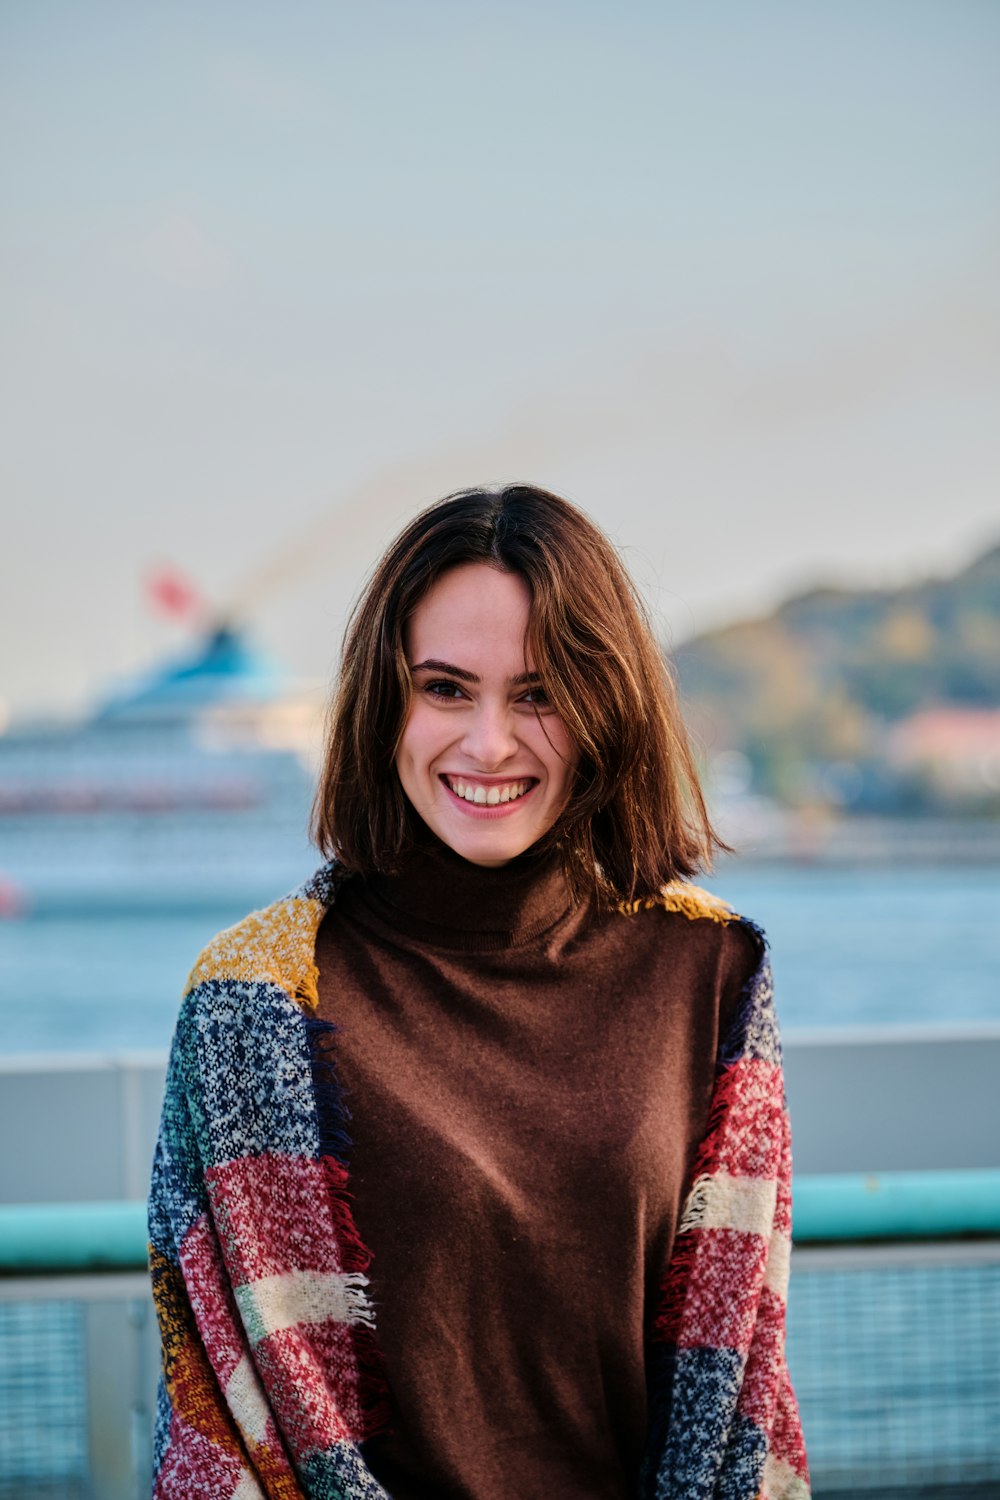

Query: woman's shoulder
[643,879,780,1059]
[614,879,769,1033]
[181,859,351,1006]
[161,863,356,1166]
[618,878,765,954]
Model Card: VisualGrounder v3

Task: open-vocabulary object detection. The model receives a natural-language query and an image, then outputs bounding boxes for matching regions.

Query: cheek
[542,723,580,787]
[394,710,421,779]
[561,729,582,770]
[397,704,442,777]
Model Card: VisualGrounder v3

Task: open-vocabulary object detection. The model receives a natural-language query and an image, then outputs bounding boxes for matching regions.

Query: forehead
[406,564,532,656]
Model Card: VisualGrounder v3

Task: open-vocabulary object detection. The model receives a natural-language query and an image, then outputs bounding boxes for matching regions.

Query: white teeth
[446,777,530,804]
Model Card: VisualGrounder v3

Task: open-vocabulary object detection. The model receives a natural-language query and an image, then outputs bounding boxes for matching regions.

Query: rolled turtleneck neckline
[357,828,577,952]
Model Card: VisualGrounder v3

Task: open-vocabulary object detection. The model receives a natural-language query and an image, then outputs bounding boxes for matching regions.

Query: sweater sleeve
[147,996,276,1498]
[146,976,392,1500]
[639,918,811,1500]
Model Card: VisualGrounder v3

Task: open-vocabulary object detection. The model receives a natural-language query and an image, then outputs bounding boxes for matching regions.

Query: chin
[431,813,547,867]
[447,831,533,867]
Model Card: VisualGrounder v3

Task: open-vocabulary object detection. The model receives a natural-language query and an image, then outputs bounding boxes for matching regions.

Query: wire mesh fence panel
[788,1250,1000,1494]
[0,1299,89,1496]
[0,1279,157,1500]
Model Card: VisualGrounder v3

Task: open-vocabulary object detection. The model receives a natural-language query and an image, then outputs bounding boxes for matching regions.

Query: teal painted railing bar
[2,1172,1000,1271]
[0,1200,148,1271]
[792,1168,1000,1242]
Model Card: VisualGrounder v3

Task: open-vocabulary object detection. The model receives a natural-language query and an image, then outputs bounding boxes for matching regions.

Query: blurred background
[1,3,998,1497]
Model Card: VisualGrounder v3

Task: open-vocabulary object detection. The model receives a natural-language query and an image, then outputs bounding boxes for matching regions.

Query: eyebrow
[409,658,542,686]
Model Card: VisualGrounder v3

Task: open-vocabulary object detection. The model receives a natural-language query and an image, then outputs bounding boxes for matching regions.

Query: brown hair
[311,482,728,903]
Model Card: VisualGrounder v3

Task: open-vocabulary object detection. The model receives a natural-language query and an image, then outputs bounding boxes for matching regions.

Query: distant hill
[672,539,1000,812]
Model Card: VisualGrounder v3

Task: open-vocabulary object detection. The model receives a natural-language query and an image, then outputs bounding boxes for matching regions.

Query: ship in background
[0,616,325,915]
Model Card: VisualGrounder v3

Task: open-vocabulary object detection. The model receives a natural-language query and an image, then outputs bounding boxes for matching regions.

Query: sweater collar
[355,826,576,952]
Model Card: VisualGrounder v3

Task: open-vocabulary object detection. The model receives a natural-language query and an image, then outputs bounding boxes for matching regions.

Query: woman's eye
[426,680,466,699]
[521,686,551,707]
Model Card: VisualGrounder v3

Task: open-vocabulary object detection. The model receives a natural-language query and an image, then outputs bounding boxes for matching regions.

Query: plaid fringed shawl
[147,862,810,1499]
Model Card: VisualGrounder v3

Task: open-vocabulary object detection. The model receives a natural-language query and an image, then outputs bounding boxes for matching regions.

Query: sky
[1,0,998,720]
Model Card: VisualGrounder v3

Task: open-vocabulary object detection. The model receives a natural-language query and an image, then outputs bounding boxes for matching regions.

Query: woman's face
[395,562,579,867]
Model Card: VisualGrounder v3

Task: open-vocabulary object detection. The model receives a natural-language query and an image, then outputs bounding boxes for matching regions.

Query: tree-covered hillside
[672,540,1000,812]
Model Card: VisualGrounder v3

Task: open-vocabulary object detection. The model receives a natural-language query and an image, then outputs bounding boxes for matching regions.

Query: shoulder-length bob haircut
[312,482,728,904]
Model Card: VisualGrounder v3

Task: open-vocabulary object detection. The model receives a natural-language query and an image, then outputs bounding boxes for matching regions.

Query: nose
[460,699,520,769]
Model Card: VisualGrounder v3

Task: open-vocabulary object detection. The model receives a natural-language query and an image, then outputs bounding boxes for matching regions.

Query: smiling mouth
[440,775,538,806]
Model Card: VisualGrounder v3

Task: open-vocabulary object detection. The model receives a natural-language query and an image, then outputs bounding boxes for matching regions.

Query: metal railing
[2,1171,1000,1499]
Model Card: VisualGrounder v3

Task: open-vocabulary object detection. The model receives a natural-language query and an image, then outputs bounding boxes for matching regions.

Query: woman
[147,483,809,1499]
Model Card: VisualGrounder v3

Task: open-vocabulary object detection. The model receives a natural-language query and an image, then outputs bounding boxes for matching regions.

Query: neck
[362,826,576,951]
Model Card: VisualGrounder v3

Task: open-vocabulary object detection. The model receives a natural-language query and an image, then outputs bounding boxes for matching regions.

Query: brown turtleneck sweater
[314,835,758,1500]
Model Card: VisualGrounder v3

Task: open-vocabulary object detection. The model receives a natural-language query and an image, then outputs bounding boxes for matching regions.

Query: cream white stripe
[226,1354,272,1445]
[762,1453,810,1499]
[763,1230,792,1297]
[235,1267,376,1341]
[230,1472,266,1500]
[678,1172,777,1237]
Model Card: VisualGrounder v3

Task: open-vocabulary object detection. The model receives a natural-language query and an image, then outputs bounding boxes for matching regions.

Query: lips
[440,774,537,806]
